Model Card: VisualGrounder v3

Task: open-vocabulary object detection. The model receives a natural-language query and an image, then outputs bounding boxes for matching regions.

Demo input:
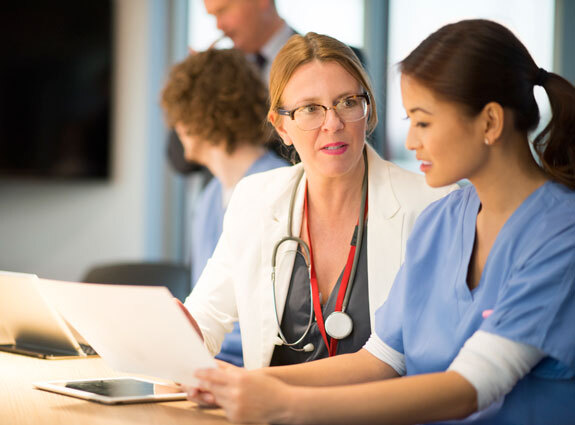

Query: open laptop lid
[0,271,90,359]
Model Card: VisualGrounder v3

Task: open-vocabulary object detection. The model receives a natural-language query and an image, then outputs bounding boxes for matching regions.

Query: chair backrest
[82,262,191,302]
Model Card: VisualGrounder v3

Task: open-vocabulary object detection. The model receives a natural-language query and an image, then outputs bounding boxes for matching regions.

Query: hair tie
[534,67,549,87]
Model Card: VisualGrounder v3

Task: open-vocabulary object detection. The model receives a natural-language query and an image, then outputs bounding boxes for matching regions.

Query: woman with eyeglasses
[183,32,454,372]
[185,20,575,425]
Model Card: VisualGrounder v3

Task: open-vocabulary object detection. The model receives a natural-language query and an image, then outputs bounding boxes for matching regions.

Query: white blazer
[186,145,456,369]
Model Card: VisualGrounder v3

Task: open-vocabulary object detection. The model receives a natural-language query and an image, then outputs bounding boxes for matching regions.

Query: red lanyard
[303,184,367,357]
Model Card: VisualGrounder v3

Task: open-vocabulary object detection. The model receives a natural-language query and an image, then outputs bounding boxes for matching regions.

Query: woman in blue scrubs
[186,19,575,424]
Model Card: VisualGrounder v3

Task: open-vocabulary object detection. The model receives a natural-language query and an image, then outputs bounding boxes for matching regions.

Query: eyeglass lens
[294,96,367,130]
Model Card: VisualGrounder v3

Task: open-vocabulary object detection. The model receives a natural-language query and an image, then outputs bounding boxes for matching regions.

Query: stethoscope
[271,149,368,353]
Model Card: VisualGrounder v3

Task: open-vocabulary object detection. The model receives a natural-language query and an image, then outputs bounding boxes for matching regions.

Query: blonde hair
[268,32,377,136]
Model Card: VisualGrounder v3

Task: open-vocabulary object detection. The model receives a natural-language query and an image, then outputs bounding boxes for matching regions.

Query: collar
[365,143,400,219]
[260,22,295,62]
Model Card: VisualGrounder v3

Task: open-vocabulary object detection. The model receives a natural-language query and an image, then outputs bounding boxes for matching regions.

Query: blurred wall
[0,0,181,281]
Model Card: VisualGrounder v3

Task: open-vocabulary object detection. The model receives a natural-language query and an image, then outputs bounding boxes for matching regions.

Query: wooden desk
[0,352,233,425]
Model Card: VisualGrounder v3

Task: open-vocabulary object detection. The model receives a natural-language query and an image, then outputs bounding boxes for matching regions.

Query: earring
[484,138,490,146]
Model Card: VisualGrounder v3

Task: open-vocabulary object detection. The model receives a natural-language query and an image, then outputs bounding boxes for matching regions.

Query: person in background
[204,0,294,82]
[164,0,296,366]
[168,0,295,174]
[161,48,288,366]
[185,20,575,425]
[182,32,455,374]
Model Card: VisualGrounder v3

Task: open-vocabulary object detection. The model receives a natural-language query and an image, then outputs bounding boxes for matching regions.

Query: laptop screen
[0,271,84,358]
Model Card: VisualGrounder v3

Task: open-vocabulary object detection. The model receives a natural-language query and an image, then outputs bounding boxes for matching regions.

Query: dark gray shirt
[270,225,370,366]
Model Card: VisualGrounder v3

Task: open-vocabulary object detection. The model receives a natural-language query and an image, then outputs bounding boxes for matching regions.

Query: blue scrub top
[374,181,575,424]
[190,150,288,366]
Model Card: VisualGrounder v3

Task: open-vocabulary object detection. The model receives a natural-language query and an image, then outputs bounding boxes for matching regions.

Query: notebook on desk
[0,271,97,359]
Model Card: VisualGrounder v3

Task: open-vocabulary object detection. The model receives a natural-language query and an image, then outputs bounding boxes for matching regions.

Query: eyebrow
[291,92,359,107]
[409,107,433,115]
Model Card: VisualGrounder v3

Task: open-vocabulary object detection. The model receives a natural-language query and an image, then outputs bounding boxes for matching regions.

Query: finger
[185,387,217,406]
[173,298,203,338]
[195,367,233,386]
[186,388,202,402]
[199,392,217,405]
[215,359,237,370]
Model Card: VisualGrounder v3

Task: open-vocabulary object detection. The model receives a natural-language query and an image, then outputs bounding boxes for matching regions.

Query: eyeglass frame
[276,92,370,130]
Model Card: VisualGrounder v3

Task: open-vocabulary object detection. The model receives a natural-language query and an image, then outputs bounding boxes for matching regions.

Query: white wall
[0,0,179,281]
[385,0,555,165]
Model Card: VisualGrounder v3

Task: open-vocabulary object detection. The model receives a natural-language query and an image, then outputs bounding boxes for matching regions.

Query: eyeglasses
[277,93,370,131]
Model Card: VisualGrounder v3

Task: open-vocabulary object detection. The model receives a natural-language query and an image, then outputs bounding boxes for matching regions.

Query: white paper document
[39,279,216,386]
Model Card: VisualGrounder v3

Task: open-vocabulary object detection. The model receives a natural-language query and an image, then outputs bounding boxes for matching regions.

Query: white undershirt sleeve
[363,333,406,376]
[448,330,545,410]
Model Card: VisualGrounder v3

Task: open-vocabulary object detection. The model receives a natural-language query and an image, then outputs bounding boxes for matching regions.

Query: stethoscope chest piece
[324,311,353,340]
[272,149,367,352]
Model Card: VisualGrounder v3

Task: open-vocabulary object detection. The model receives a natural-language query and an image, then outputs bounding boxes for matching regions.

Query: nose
[321,108,344,132]
[405,127,420,151]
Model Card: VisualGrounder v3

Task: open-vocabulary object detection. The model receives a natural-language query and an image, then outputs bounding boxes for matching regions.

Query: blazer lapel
[366,146,403,331]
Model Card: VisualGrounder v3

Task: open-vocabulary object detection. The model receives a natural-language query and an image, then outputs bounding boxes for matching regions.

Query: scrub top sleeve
[373,262,408,354]
[480,229,575,371]
[364,333,406,375]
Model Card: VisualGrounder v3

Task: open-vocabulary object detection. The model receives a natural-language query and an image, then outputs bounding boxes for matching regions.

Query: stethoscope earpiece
[302,343,314,352]
[273,334,314,352]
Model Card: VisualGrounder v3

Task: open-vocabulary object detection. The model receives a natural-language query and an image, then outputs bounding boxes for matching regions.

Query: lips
[321,142,348,150]
[320,142,349,156]
[419,160,432,173]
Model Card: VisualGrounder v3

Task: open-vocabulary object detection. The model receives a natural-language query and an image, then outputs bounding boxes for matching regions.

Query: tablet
[34,377,187,404]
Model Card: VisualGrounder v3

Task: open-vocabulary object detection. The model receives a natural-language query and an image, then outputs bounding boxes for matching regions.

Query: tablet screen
[34,377,187,404]
[65,378,160,397]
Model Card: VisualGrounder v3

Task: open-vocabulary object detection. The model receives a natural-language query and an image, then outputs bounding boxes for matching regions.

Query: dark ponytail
[400,19,575,189]
[532,72,575,189]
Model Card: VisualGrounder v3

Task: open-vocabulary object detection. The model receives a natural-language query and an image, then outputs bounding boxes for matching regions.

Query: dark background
[0,0,112,179]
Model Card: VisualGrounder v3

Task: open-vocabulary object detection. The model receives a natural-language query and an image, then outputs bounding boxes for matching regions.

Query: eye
[340,97,359,109]
[298,104,321,114]
[415,122,429,128]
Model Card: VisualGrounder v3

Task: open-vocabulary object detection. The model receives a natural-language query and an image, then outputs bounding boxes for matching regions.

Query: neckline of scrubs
[457,181,552,302]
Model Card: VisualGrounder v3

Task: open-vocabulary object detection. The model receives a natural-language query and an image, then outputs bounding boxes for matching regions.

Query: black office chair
[82,262,191,302]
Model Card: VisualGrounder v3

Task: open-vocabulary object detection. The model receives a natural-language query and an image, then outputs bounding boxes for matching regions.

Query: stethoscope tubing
[342,153,368,312]
[271,148,368,349]
[271,236,313,348]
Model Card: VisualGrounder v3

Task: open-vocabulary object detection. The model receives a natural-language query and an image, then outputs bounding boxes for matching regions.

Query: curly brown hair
[161,48,272,154]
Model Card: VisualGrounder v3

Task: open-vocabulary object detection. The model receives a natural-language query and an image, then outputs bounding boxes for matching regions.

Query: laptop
[0,271,97,359]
